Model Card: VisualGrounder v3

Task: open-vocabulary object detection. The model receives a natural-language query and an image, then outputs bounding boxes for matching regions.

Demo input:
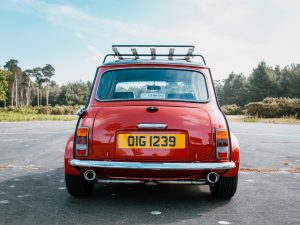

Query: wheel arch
[64,133,81,176]
[223,132,240,177]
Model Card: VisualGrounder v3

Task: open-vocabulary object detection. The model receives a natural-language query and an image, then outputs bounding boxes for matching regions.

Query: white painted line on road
[58,187,66,190]
[9,185,15,188]
[151,211,162,215]
[245,179,255,182]
[218,221,231,225]
[0,200,9,204]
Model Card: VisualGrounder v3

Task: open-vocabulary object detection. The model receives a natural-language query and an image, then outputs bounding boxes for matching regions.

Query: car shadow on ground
[0,167,234,225]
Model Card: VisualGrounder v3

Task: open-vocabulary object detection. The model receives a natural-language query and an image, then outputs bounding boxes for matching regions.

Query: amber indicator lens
[216,129,228,140]
[77,127,88,137]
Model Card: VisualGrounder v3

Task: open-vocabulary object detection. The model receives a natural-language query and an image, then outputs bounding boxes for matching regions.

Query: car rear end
[64,45,240,198]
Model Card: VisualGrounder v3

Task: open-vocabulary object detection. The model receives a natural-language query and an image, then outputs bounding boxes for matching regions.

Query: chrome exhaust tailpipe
[207,172,219,184]
[84,170,96,181]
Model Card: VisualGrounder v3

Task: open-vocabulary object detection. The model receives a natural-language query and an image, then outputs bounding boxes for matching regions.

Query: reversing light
[75,127,89,157]
[215,128,229,159]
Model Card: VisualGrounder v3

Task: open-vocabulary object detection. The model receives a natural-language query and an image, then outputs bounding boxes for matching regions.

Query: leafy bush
[245,98,300,118]
[38,106,52,115]
[4,106,38,114]
[49,105,79,115]
[63,105,78,115]
[50,106,66,115]
[221,104,242,115]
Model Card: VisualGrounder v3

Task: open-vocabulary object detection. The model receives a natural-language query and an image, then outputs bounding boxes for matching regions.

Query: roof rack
[102,45,206,65]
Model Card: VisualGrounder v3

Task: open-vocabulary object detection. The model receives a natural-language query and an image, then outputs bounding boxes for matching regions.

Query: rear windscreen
[96,69,208,102]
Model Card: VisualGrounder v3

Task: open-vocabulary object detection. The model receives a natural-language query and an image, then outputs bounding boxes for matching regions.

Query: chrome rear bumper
[70,159,235,170]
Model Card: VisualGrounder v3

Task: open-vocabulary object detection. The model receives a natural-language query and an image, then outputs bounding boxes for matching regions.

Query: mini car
[64,45,240,198]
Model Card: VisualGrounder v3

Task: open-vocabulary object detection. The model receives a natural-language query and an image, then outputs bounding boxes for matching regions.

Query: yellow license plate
[118,134,186,149]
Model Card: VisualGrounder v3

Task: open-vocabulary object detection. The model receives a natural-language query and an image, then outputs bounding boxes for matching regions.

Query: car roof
[101,59,207,68]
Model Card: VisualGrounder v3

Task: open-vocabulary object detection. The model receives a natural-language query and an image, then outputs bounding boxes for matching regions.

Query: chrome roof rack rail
[103,45,206,65]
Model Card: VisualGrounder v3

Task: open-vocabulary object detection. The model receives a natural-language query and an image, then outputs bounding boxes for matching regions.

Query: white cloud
[75,32,86,40]
[5,0,300,83]
[23,1,151,37]
[86,45,103,62]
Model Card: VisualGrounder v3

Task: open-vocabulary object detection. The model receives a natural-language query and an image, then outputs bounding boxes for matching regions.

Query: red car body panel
[91,105,212,161]
[64,62,240,180]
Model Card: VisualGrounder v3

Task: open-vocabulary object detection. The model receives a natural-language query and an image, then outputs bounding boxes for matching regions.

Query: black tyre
[65,174,94,197]
[210,174,238,198]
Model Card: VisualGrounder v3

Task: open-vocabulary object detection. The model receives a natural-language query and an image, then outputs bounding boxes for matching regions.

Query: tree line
[1,59,299,108]
[0,59,92,107]
[215,61,300,106]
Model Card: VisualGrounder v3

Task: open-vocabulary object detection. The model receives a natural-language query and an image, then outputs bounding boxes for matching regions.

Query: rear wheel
[210,174,238,198]
[65,174,94,197]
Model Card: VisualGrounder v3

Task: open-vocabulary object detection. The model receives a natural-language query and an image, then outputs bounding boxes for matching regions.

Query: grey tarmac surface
[0,121,299,225]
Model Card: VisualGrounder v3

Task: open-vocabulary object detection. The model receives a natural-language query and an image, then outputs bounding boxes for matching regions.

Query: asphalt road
[0,121,299,225]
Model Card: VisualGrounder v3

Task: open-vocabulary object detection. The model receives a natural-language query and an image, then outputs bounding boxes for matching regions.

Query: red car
[64,45,240,198]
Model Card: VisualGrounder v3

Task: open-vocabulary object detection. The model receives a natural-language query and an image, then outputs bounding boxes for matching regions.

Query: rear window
[96,69,208,102]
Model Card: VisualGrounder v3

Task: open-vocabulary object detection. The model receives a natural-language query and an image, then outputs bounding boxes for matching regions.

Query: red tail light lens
[215,128,229,159]
[75,127,89,156]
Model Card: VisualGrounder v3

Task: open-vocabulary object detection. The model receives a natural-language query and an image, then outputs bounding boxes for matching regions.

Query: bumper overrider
[70,159,236,170]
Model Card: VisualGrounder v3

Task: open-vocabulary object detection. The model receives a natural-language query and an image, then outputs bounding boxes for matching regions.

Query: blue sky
[0,0,299,84]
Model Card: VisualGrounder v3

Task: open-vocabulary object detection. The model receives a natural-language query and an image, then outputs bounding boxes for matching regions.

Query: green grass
[227,115,300,125]
[0,112,77,122]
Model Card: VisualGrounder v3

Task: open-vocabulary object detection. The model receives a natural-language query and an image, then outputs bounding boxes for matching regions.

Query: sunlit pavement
[0,121,299,225]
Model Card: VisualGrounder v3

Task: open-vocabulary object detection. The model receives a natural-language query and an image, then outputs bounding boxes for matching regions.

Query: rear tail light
[75,127,89,157]
[215,128,229,159]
